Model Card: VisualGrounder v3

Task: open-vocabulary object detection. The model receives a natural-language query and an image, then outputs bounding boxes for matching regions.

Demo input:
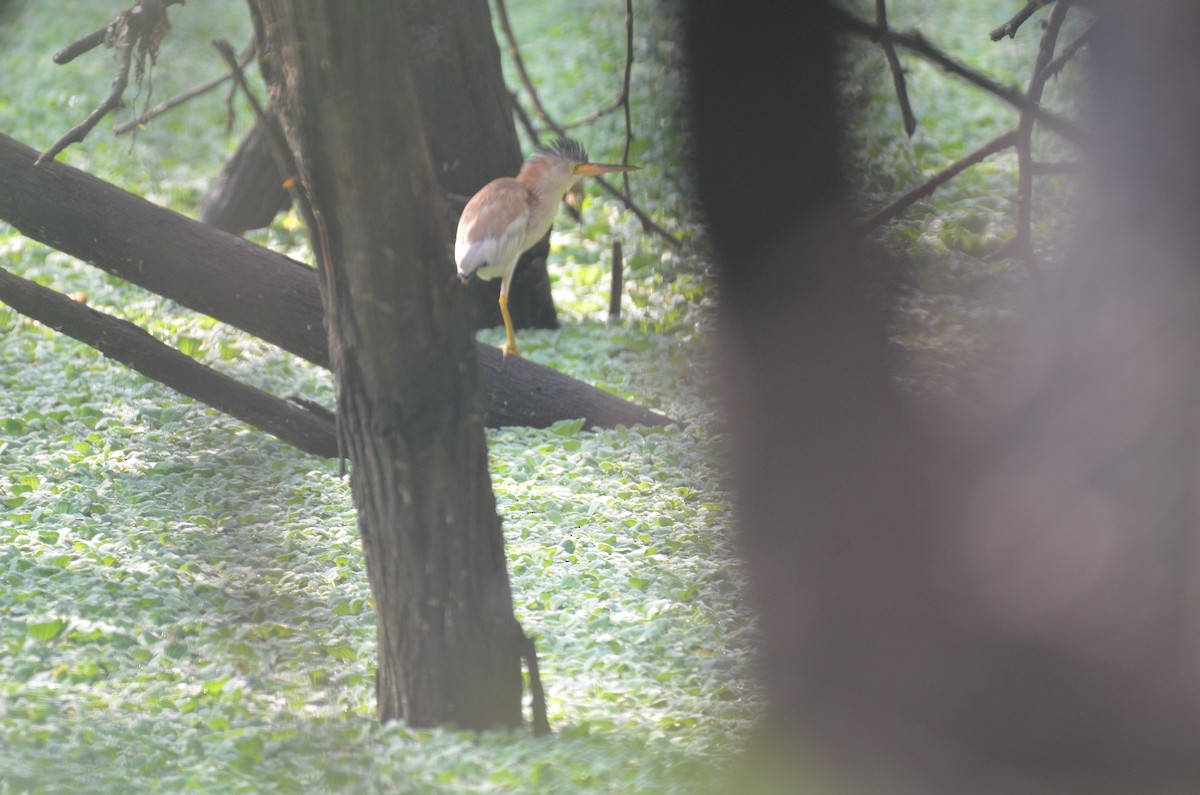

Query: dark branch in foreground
[990,0,1054,42]
[0,266,338,458]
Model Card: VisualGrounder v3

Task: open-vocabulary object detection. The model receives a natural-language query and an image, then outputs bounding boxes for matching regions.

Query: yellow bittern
[455,138,638,357]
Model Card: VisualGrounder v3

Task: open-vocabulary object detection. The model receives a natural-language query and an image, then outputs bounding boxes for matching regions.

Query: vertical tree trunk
[250,1,522,729]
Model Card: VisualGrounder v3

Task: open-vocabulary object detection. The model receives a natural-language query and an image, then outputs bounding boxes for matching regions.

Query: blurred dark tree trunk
[207,0,556,331]
[250,0,523,729]
[687,1,1200,792]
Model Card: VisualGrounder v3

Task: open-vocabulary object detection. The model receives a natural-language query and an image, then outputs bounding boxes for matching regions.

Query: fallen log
[0,265,339,458]
[0,132,670,431]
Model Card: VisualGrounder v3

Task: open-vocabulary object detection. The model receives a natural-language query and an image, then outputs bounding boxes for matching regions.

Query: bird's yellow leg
[498,292,520,357]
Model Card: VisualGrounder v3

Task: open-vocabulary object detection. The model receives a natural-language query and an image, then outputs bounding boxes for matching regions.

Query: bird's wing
[455,179,530,280]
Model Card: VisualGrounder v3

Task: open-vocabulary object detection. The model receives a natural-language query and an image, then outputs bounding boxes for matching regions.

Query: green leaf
[549,418,585,436]
[177,336,202,357]
[27,618,68,642]
[202,676,229,695]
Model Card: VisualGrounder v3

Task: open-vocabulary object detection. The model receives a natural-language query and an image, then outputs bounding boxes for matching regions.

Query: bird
[455,138,638,357]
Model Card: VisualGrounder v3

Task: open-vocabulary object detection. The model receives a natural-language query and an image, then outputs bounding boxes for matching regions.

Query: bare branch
[1036,20,1095,84]
[37,35,134,165]
[830,5,1087,145]
[114,36,255,135]
[53,26,109,65]
[856,129,1019,235]
[619,0,635,195]
[1011,0,1073,267]
[875,0,917,136]
[37,0,184,165]
[990,0,1055,42]
[493,0,556,130]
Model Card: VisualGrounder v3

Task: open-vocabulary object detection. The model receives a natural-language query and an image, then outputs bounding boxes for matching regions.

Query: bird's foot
[500,342,520,358]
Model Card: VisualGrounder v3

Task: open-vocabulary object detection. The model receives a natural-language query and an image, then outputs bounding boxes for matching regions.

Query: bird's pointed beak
[574,162,639,176]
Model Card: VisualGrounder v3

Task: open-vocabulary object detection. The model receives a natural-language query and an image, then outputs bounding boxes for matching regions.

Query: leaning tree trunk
[250,1,523,729]
[206,0,557,332]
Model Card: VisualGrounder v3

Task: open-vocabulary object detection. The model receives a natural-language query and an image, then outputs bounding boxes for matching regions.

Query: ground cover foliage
[0,1,748,793]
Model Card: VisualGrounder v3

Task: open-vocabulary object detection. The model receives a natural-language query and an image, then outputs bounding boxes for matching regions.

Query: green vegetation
[0,1,746,793]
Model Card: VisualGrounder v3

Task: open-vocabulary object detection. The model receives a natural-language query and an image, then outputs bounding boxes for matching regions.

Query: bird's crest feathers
[537,137,589,164]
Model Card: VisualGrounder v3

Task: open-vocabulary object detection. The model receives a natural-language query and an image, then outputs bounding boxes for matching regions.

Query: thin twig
[1036,20,1094,84]
[990,0,1054,42]
[1011,0,1072,268]
[875,0,917,136]
[609,239,623,321]
[559,0,633,132]
[114,36,255,135]
[38,36,134,165]
[830,5,1086,145]
[213,39,312,229]
[856,129,1019,235]
[494,0,555,130]
[619,0,635,196]
[38,0,184,165]
[520,629,551,737]
[594,176,681,246]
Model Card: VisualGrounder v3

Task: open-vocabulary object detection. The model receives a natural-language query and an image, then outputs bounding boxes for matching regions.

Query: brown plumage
[455,138,638,356]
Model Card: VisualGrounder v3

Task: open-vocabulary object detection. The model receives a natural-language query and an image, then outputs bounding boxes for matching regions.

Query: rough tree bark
[250,1,523,728]
[688,1,1200,792]
[203,0,557,332]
